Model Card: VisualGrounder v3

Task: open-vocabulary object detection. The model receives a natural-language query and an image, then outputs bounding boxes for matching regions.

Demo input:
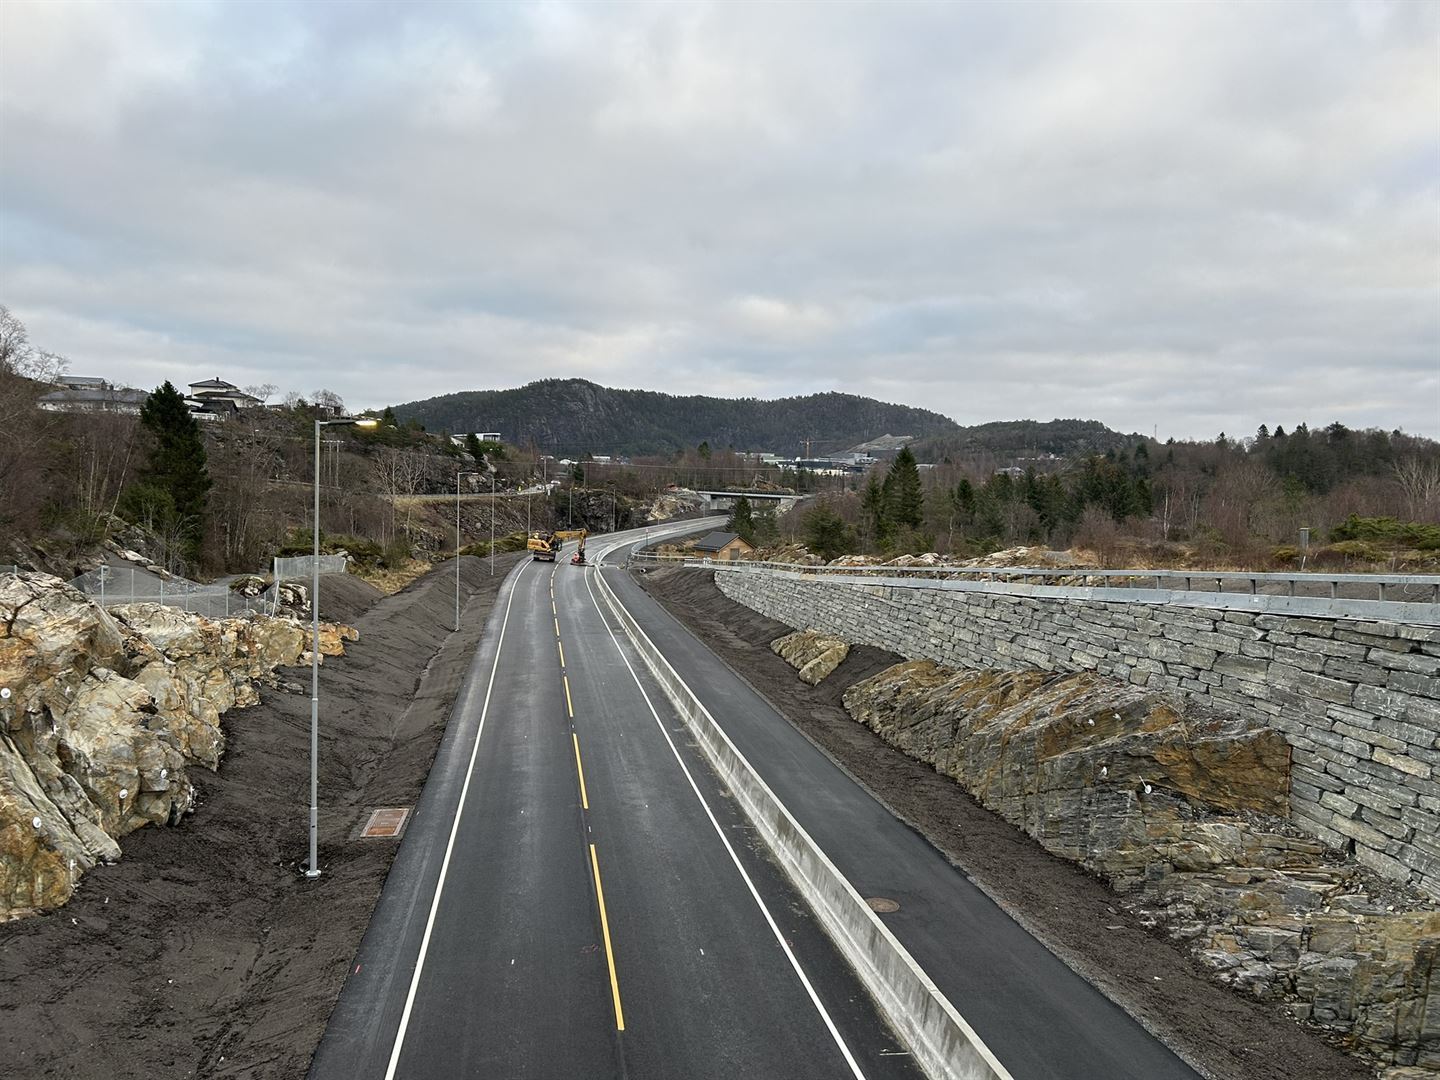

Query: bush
[1328,514,1440,550]
[1315,540,1390,566]
[1270,545,1301,565]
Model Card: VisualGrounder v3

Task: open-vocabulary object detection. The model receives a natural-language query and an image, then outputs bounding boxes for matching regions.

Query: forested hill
[912,418,1143,462]
[390,379,961,456]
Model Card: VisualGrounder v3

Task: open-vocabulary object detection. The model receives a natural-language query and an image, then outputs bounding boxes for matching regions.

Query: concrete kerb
[591,548,1011,1080]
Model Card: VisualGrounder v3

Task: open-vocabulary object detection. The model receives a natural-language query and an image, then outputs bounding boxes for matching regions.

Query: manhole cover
[866,897,900,913]
[361,807,411,838]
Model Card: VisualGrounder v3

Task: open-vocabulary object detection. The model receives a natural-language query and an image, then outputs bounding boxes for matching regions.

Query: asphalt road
[310,520,922,1080]
[600,536,1205,1080]
[311,520,1204,1080]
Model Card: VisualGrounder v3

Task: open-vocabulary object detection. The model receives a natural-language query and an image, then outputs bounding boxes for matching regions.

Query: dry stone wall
[715,570,1440,898]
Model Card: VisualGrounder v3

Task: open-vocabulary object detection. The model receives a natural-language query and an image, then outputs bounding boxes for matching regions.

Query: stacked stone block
[715,571,1440,899]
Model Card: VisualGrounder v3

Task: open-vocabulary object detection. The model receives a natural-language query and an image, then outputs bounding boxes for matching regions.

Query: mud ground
[635,564,1376,1080]
[0,554,526,1080]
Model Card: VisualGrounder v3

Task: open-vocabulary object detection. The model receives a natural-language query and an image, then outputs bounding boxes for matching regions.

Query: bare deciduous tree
[0,304,31,375]
[1394,457,1440,521]
[312,388,345,412]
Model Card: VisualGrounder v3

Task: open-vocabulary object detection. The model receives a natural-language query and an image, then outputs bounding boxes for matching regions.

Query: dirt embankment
[0,553,526,1080]
[635,564,1375,1080]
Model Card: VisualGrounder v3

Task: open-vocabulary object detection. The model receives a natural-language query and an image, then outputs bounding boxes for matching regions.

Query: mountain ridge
[390,378,1140,461]
[391,378,961,456]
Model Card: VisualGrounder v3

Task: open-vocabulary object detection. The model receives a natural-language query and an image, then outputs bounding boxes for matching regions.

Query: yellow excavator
[527,528,588,564]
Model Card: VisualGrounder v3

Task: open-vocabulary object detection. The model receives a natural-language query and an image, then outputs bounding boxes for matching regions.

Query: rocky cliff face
[838,656,1438,1070]
[0,572,356,919]
[843,661,1291,884]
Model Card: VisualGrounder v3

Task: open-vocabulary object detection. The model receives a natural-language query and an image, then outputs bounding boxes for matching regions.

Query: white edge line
[590,536,1014,1080]
[382,561,526,1080]
[581,568,868,1080]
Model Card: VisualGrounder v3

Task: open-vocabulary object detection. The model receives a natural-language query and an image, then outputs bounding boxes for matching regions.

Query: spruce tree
[861,474,887,546]
[884,446,924,530]
[802,501,852,561]
[135,381,211,557]
[727,495,756,544]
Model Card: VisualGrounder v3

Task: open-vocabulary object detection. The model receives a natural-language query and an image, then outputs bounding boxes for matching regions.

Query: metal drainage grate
[361,807,411,838]
[866,897,900,913]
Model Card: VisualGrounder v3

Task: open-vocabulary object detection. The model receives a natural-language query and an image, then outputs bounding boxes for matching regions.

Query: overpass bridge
[694,488,803,511]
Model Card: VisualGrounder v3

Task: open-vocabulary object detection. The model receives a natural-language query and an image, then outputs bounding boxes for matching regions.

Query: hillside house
[691,531,755,561]
[188,378,263,410]
[37,378,148,415]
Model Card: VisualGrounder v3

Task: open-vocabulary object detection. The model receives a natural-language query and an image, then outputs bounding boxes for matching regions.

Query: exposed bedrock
[0,572,356,919]
[824,653,1437,1069]
[842,661,1292,886]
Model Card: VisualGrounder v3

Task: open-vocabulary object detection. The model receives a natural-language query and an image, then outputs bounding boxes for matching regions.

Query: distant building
[690,531,755,561]
[38,382,149,416]
[54,375,111,391]
[187,378,263,411]
[450,432,505,447]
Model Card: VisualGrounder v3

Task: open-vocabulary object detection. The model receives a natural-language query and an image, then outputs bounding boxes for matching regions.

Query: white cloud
[0,0,1435,439]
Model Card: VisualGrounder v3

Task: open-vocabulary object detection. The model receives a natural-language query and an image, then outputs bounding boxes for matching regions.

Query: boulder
[771,630,850,685]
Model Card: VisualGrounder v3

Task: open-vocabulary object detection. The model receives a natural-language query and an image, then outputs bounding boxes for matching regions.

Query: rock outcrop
[840,659,1438,1069]
[843,662,1291,883]
[645,487,706,522]
[0,572,356,919]
[771,630,850,685]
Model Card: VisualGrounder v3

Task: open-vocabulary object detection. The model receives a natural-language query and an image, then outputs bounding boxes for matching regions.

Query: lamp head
[354,418,379,429]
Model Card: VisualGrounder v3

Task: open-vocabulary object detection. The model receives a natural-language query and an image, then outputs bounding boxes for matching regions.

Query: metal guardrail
[629,553,1440,623]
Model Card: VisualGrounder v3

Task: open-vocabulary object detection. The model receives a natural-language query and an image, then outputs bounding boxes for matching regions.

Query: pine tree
[134,381,211,558]
[884,447,924,530]
[802,501,853,560]
[752,506,780,547]
[727,495,756,544]
[465,432,485,461]
[861,474,887,545]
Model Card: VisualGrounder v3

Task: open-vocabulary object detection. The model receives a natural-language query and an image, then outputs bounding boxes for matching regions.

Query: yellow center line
[563,674,574,717]
[554,617,561,638]
[589,843,625,1031]
[557,639,566,668]
[572,733,589,810]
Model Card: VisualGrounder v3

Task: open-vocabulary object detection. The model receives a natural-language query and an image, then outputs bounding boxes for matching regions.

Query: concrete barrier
[593,562,1012,1080]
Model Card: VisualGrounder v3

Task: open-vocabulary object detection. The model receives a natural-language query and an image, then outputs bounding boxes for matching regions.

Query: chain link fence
[3,555,353,620]
[64,565,273,619]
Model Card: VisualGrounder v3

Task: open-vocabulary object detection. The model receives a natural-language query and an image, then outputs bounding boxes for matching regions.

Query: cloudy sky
[1,0,1436,439]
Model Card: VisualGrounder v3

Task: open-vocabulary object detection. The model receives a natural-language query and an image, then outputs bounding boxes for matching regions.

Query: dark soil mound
[315,573,384,624]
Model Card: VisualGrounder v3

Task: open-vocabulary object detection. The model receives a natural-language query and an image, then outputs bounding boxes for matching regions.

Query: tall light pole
[308,414,377,880]
[489,472,495,577]
[456,470,481,632]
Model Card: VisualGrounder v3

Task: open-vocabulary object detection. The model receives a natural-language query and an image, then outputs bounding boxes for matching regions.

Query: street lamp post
[308,414,377,880]
[489,473,495,577]
[456,470,481,632]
